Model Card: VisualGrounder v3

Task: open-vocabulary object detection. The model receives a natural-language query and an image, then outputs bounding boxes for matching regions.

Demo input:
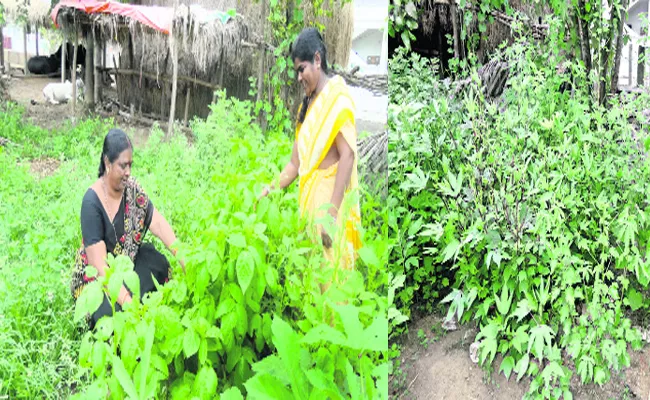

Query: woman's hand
[118,290,133,306]
[320,228,332,249]
[255,186,272,211]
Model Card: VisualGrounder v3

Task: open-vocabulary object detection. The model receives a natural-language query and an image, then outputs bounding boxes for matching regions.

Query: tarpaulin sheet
[51,0,174,34]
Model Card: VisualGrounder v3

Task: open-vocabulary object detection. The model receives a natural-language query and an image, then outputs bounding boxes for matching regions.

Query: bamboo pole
[94,30,101,103]
[0,25,5,72]
[23,25,28,76]
[167,4,178,138]
[86,31,95,107]
[72,25,79,112]
[61,39,66,82]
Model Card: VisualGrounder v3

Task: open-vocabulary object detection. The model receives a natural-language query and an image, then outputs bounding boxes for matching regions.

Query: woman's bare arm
[329,132,355,217]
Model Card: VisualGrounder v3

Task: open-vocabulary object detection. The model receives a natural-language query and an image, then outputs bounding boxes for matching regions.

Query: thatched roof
[3,0,51,25]
[53,2,253,74]
[417,0,552,54]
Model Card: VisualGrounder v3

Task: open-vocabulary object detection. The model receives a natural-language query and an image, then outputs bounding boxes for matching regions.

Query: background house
[619,0,650,88]
[350,0,387,75]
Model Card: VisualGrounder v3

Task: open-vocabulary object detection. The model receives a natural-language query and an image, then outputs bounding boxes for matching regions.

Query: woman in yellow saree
[258,28,361,285]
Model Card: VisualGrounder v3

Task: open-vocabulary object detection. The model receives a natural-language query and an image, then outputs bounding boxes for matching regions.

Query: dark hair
[291,28,328,124]
[98,129,132,178]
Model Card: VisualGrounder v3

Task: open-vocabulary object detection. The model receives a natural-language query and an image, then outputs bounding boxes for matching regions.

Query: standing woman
[71,129,183,328]
[258,28,362,284]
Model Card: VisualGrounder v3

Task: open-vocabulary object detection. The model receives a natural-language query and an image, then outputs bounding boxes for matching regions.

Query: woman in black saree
[71,129,184,328]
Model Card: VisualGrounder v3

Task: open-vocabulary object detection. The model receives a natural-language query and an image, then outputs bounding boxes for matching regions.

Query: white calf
[42,79,84,105]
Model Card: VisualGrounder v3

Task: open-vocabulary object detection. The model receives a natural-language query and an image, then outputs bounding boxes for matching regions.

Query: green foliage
[253,0,352,135]
[0,105,114,398]
[388,0,419,50]
[389,33,649,399]
[0,92,387,398]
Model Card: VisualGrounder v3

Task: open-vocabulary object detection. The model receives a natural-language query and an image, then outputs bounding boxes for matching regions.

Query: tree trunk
[611,0,630,93]
[575,2,593,75]
[451,3,461,60]
[35,24,39,56]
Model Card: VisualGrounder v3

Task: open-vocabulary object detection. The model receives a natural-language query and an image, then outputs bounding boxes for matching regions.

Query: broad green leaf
[74,281,103,322]
[511,299,531,322]
[528,325,554,362]
[441,239,461,263]
[244,374,294,400]
[495,285,513,315]
[626,288,644,311]
[138,322,155,398]
[515,353,530,381]
[183,327,200,358]
[228,233,247,248]
[220,387,244,400]
[236,250,255,294]
[192,366,218,399]
[111,354,138,399]
[345,359,362,399]
[500,356,515,380]
[271,317,309,398]
[251,355,290,386]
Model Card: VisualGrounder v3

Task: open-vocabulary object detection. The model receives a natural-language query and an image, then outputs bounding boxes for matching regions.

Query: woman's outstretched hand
[254,186,271,211]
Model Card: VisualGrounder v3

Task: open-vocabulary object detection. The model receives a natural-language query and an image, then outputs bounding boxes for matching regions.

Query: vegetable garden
[0,90,388,398]
[388,2,650,399]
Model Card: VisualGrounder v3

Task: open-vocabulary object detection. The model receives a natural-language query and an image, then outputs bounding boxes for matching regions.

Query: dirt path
[392,315,650,400]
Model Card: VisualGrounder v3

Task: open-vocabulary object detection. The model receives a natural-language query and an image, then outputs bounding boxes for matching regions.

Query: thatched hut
[52,0,354,127]
[389,0,551,72]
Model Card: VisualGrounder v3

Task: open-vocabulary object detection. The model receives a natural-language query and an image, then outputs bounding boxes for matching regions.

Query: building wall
[627,0,649,35]
[352,29,383,65]
[1,24,53,70]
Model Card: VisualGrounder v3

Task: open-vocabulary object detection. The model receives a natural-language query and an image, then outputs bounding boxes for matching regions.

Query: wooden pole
[35,24,39,56]
[72,26,79,113]
[0,25,5,72]
[167,4,178,138]
[256,0,267,106]
[183,86,190,126]
[86,31,95,108]
[94,30,101,103]
[61,39,66,83]
[23,25,28,76]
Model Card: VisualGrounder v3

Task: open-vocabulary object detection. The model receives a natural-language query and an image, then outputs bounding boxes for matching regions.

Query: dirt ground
[4,74,152,148]
[392,314,650,400]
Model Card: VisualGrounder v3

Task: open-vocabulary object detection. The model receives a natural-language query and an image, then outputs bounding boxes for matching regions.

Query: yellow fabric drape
[296,75,362,270]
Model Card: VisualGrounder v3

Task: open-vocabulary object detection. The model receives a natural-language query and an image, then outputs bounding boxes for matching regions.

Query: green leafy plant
[388,29,649,399]
[1,91,387,398]
[388,0,419,50]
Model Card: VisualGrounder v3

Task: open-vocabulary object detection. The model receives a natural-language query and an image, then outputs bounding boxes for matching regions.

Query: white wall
[352,0,388,74]
[627,0,650,35]
[353,29,383,64]
[2,23,52,56]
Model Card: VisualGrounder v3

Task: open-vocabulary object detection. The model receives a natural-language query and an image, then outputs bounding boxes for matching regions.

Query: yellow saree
[296,75,362,271]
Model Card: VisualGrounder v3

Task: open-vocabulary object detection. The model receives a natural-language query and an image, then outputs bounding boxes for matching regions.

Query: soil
[4,73,152,149]
[29,158,62,179]
[392,314,650,400]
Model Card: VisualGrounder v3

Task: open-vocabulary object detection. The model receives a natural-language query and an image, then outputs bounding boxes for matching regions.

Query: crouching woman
[70,129,184,328]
